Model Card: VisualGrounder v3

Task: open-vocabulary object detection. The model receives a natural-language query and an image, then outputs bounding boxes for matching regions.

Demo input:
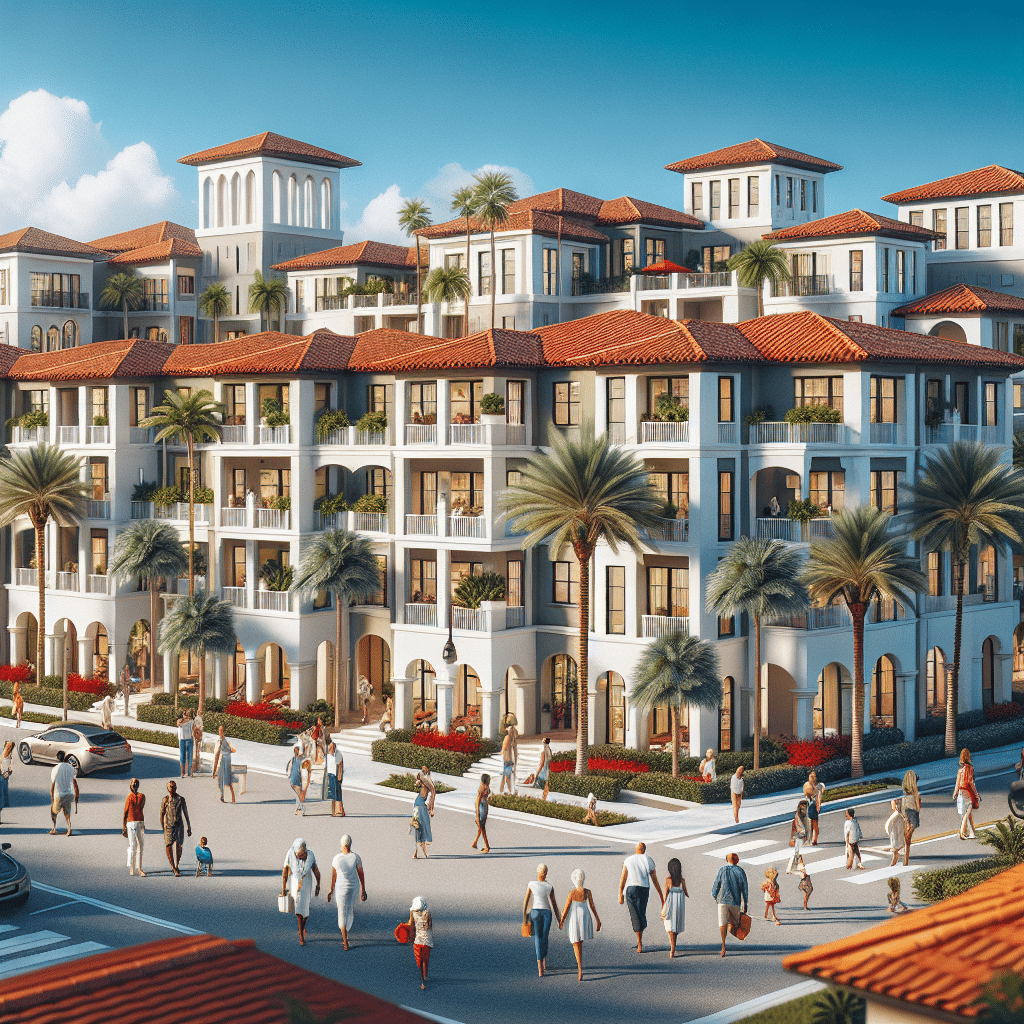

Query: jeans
[530,908,552,962]
[179,738,193,774]
[625,885,650,933]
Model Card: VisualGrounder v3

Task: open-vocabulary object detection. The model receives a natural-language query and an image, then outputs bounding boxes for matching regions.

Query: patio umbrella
[637,259,694,274]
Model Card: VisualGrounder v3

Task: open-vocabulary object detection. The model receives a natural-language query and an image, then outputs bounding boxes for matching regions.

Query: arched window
[413,659,435,712]
[216,175,227,228]
[287,176,297,226]
[230,173,241,226]
[46,326,59,351]
[871,656,896,727]
[304,176,314,227]
[30,325,42,352]
[245,171,255,224]
[62,321,77,349]
[982,637,997,707]
[926,647,946,717]
[203,177,213,229]
[719,677,734,751]
[320,178,332,229]
[272,171,281,224]
[551,654,577,731]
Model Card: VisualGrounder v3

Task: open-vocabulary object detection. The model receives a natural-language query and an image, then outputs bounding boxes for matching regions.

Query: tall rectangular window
[812,180,818,213]
[926,378,941,418]
[810,471,845,511]
[450,471,484,510]
[995,322,1009,352]
[718,376,734,422]
[506,559,523,607]
[607,377,625,436]
[786,177,793,208]
[896,250,906,292]
[369,383,391,414]
[478,250,492,295]
[91,387,108,424]
[870,471,897,514]
[977,205,992,247]
[179,317,194,345]
[709,180,721,220]
[849,250,863,291]
[553,381,580,426]
[130,387,147,427]
[408,382,436,423]
[543,248,557,294]
[984,382,999,426]
[800,179,807,211]
[999,202,1014,246]
[794,376,844,416]
[419,471,437,513]
[954,381,969,421]
[225,384,245,425]
[882,248,890,292]
[933,208,947,250]
[177,274,195,295]
[718,472,733,541]
[909,210,923,227]
[553,560,580,604]
[645,238,665,266]
[1015,324,1024,356]
[691,182,703,216]
[774,174,781,205]
[501,248,515,293]
[912,250,918,293]
[747,175,759,215]
[618,237,634,274]
[648,471,689,517]
[727,178,740,218]
[91,460,107,500]
[646,566,688,617]
[506,381,524,425]
[870,376,897,423]
[91,529,107,575]
[928,551,942,596]
[410,559,436,603]
[720,679,733,752]
[606,566,625,634]
[955,207,969,249]
[450,380,482,422]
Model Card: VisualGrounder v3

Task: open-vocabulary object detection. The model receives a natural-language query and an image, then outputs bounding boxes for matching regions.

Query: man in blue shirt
[711,852,748,957]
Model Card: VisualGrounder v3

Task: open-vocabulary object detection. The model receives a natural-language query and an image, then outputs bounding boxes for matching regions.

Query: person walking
[176,709,194,778]
[844,807,865,869]
[327,834,366,951]
[730,765,745,823]
[12,680,24,728]
[522,863,559,976]
[407,896,433,990]
[499,725,518,795]
[524,737,552,800]
[191,709,204,775]
[100,691,114,731]
[885,799,908,867]
[358,676,373,724]
[711,852,748,958]
[786,801,810,875]
[212,726,236,803]
[121,777,146,876]
[49,750,78,836]
[195,836,213,876]
[379,694,393,734]
[618,841,663,953]
[472,773,491,853]
[0,741,13,826]
[583,792,599,827]
[887,876,908,914]
[798,869,813,910]
[954,748,980,839]
[559,868,601,982]
[159,780,192,876]
[699,749,717,782]
[287,744,306,816]
[281,838,320,946]
[323,740,345,816]
[901,770,920,864]
[761,866,781,926]
[661,857,688,957]
[804,771,824,845]
[411,774,433,859]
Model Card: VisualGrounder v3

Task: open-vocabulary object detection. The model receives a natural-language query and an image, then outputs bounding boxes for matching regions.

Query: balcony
[56,571,78,592]
[254,589,292,612]
[869,422,906,445]
[641,614,689,639]
[634,271,733,291]
[129,427,152,444]
[451,606,487,631]
[641,420,689,444]
[718,423,738,444]
[645,518,689,543]
[352,511,388,533]
[405,514,438,536]
[771,275,830,298]
[31,290,89,309]
[132,502,212,526]
[137,297,170,311]
[58,426,80,445]
[926,423,1001,446]
[779,605,852,630]
[221,425,246,443]
[12,426,46,444]
[405,423,437,445]
[16,568,38,586]
[749,421,854,445]
[756,517,798,541]
[405,603,438,627]
[222,586,247,608]
[382,292,415,306]
[506,605,526,628]
[86,425,110,444]
[448,514,486,539]
[258,425,291,445]
[318,426,389,446]
[85,499,110,520]
[569,274,630,296]
[86,574,110,594]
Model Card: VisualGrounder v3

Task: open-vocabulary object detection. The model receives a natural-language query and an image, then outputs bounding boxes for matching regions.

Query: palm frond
[248,270,289,322]
[108,520,189,583]
[398,198,432,234]
[451,185,478,219]
[142,388,224,444]
[198,282,231,318]
[0,444,89,528]
[473,171,518,226]
[99,272,144,312]
[425,265,471,304]
[158,593,237,659]
[630,632,722,712]
[290,529,381,602]
[727,240,791,290]
[706,537,809,621]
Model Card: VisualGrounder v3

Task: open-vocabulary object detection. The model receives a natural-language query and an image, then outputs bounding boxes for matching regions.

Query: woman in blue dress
[212,726,236,803]
[472,772,491,853]
[411,770,434,859]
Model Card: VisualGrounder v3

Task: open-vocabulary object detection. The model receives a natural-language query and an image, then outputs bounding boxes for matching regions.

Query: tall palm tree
[158,593,237,715]
[424,265,472,322]
[473,171,519,329]
[108,521,189,713]
[100,272,145,341]
[706,537,809,770]
[500,428,663,774]
[143,390,223,596]
[451,185,478,338]
[398,198,432,333]
[804,507,926,776]
[198,282,231,344]
[727,240,791,318]
[630,632,722,778]
[248,270,289,332]
[903,442,1024,756]
[0,446,88,716]
[290,530,382,728]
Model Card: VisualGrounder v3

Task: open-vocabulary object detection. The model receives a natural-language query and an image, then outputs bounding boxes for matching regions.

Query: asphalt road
[0,732,1017,1024]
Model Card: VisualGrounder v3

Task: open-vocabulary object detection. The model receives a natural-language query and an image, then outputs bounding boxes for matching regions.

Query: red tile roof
[162,329,356,377]
[882,164,1024,204]
[666,139,843,174]
[417,209,608,244]
[106,238,204,265]
[9,339,173,381]
[763,209,938,242]
[597,196,704,229]
[510,188,605,218]
[784,863,1024,1019]
[349,326,546,372]
[89,221,197,253]
[272,240,425,272]
[0,933,427,1024]
[892,284,1024,317]
[178,132,361,169]
[0,227,108,260]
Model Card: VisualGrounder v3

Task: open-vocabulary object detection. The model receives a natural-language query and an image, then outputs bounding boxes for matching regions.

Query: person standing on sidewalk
[472,773,491,853]
[953,748,980,839]
[176,709,193,778]
[49,750,78,836]
[12,680,24,728]
[711,853,748,958]
[191,709,204,775]
[885,799,908,867]
[121,777,146,876]
[0,741,13,825]
[901,770,920,864]
[159,780,192,875]
[100,692,114,731]
[730,765,745,823]
[358,676,373,724]
[287,744,306,816]
[844,807,865,870]
[212,726,236,803]
[499,725,518,795]
[324,740,345,817]
[617,841,664,953]
[281,838,320,946]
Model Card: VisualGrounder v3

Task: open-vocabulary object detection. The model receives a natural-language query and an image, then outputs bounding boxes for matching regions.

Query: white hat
[411,895,428,912]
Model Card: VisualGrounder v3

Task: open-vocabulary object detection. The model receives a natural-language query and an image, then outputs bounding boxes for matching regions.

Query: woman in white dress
[660,857,688,958]
[327,835,365,950]
[280,838,320,946]
[558,868,602,982]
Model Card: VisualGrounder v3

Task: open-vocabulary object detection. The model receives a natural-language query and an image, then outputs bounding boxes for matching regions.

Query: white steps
[463,740,577,785]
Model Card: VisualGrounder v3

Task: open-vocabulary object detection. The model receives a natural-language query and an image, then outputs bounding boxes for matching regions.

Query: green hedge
[0,682,100,713]
[489,793,636,826]
[113,725,180,749]
[378,772,455,794]
[148,692,331,731]
[370,739,478,777]
[912,856,1010,902]
[547,772,623,801]
[137,704,291,745]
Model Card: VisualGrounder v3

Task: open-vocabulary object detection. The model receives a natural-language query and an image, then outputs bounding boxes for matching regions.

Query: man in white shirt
[49,750,79,836]
[730,766,745,823]
[844,807,866,869]
[617,841,664,953]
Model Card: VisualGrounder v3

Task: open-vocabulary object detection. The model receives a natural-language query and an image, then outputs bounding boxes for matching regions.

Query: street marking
[0,930,67,955]
[667,833,731,849]
[682,980,826,1024]
[742,845,834,865]
[701,840,777,858]
[844,863,915,885]
[32,883,203,936]
[400,1007,468,1024]
[0,942,108,980]
[0,924,17,935]
[786,852,882,873]
[29,900,79,916]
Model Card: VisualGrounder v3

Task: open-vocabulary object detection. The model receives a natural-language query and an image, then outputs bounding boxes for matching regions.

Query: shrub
[371,738,478,777]
[788,498,822,524]
[317,408,350,440]
[546,772,622,801]
[352,492,387,513]
[784,736,850,766]
[453,571,506,608]
[314,492,348,515]
[304,699,335,721]
[384,728,414,745]
[153,485,183,509]
[653,393,689,422]
[192,486,214,504]
[356,410,388,433]
[784,404,842,423]
[137,704,294,744]
[411,729,498,757]
[262,397,283,419]
[744,405,775,426]
[67,673,113,695]
[0,681,97,712]
[132,481,159,503]
[112,725,178,749]
[489,793,636,826]
[550,756,650,775]
[270,494,291,512]
[480,393,505,415]
[627,771,730,803]
[20,409,48,429]
[266,411,290,428]
[986,701,1023,723]
[912,856,1010,902]
[0,664,35,684]
[378,772,455,794]
[822,779,901,803]
[864,726,905,749]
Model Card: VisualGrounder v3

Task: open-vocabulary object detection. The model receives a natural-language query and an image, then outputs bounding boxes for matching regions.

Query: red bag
[394,922,412,944]
[970,787,980,810]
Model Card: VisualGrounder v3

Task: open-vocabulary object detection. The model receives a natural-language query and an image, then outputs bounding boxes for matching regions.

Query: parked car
[0,842,31,908]
[18,723,132,776]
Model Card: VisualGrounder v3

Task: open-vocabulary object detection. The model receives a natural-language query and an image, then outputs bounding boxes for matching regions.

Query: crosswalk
[0,924,108,980]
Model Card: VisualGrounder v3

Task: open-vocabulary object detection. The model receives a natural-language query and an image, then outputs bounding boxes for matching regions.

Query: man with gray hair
[328,834,366,951]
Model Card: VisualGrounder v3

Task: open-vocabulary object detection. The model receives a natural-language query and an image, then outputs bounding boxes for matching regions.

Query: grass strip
[114,725,179,749]
[489,793,637,826]
[733,993,823,1024]
[822,779,900,803]
[378,772,455,794]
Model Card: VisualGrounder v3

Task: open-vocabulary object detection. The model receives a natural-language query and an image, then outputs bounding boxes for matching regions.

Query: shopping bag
[733,913,752,941]
[395,922,412,944]
[278,894,295,914]
[521,920,534,938]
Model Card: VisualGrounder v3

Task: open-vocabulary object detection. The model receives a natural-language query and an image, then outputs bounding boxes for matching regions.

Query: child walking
[195,836,213,876]
[887,877,908,914]
[761,866,781,925]
[407,896,433,990]
[797,869,813,910]
[583,792,599,827]
[844,807,866,870]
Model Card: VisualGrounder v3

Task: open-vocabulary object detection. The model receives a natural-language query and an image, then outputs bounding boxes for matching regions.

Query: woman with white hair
[558,868,601,982]
[280,838,320,945]
[405,896,433,989]
[327,834,366,951]
[522,863,559,976]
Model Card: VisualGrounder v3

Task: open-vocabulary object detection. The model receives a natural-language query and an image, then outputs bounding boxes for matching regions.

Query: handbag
[663,916,673,933]
[278,894,294,914]
[733,912,752,941]
[521,920,534,938]
[395,922,412,944]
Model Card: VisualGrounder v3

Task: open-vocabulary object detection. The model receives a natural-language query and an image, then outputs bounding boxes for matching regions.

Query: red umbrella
[637,259,694,274]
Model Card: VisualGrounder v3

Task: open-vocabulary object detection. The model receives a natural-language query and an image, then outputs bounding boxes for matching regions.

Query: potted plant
[93,414,109,427]
[271,494,291,512]
[316,408,350,442]
[352,492,388,514]
[788,498,822,541]
[653,393,689,422]
[662,500,678,522]
[356,410,388,436]
[259,557,294,592]
[480,392,505,419]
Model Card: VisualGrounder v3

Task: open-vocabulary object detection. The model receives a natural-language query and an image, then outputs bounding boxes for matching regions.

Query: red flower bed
[985,701,1023,722]
[224,700,303,729]
[550,756,651,774]
[68,673,109,694]
[412,729,484,756]
[0,664,34,684]
[783,735,850,766]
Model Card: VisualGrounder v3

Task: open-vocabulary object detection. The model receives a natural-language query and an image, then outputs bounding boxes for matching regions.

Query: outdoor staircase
[327,722,386,760]
[463,738,577,786]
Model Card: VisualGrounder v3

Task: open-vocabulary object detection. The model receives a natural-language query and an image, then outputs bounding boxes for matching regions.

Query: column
[898,673,917,741]
[44,633,60,677]
[244,382,258,447]
[163,652,178,695]
[437,544,451,637]
[392,676,414,731]
[624,373,639,444]
[77,524,89,594]
[482,456,495,541]
[245,656,261,703]
[436,378,450,448]
[8,626,27,665]
[435,666,455,734]
[480,682,502,741]
[289,661,316,711]
[791,688,818,741]
[513,677,537,737]
[587,675,604,747]
[244,541,256,609]
[841,684,853,736]
[213,654,227,700]
[523,548,535,627]
[625,690,649,750]
[77,637,93,679]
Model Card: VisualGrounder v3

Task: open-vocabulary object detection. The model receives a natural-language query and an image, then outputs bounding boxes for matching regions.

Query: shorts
[502,761,514,778]
[717,903,741,928]
[904,808,920,829]
[51,794,73,818]
[807,803,819,821]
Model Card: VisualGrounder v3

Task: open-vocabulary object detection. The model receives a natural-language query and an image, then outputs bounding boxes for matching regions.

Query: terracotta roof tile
[272,240,426,272]
[763,209,938,242]
[596,197,704,229]
[666,139,843,174]
[0,934,426,1024]
[178,131,361,169]
[510,188,605,218]
[349,327,545,372]
[784,863,1024,1019]
[106,238,204,265]
[161,329,355,377]
[418,210,608,244]
[0,346,25,375]
[0,227,108,260]
[881,164,1024,204]
[892,284,1024,317]
[9,339,172,381]
[89,221,197,253]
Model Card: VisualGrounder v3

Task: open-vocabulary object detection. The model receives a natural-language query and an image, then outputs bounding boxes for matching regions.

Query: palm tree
[804,507,926,776]
[248,270,289,332]
[158,593,237,715]
[108,521,189,712]
[398,199,432,333]
[100,272,145,340]
[143,390,223,596]
[0,446,88,716]
[727,240,791,318]
[451,185,478,337]
[473,171,519,329]
[424,265,472,321]
[198,282,231,344]
[630,632,722,778]
[290,530,382,728]
[500,428,663,774]
[706,538,809,770]
[903,441,1024,756]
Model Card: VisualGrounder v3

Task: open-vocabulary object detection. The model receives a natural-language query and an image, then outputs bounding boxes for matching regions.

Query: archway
[16,611,38,668]
[720,676,735,751]
[456,664,480,717]
[407,659,436,718]
[598,671,626,745]
[356,634,391,700]
[316,640,335,704]
[929,321,968,344]
[871,655,898,728]
[926,646,947,719]
[648,701,686,746]
[232,642,246,698]
[128,619,151,687]
[982,636,1000,708]
[84,622,110,681]
[51,618,78,677]
[766,663,801,737]
[256,642,290,701]
[546,654,577,731]
[813,662,852,737]
[753,467,800,540]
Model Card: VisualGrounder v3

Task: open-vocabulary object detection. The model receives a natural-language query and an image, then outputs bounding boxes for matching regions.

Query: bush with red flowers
[0,664,35,684]
[67,673,110,694]
[223,700,303,731]
[550,756,651,774]
[984,701,1023,723]
[412,729,486,756]
[783,735,851,766]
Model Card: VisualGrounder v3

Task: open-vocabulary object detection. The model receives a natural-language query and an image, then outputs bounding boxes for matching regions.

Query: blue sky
[1,0,1022,243]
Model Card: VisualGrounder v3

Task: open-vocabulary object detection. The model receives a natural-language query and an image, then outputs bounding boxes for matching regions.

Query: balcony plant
[653,393,689,422]
[132,481,159,502]
[190,546,207,578]
[788,498,822,537]
[270,494,291,512]
[193,486,214,504]
[20,410,48,429]
[356,410,388,433]
[352,493,387,514]
[662,501,678,521]
[924,408,945,430]
[784,404,842,424]
[453,571,506,609]
[316,408,349,441]
[261,397,290,427]
[314,493,348,515]
[480,393,505,416]
[744,405,775,427]
[93,415,109,427]
[260,557,294,592]
[153,485,183,510]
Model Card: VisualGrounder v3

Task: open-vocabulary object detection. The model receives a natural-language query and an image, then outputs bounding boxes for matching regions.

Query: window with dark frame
[718,376,733,423]
[618,237,634,274]
[881,248,890,292]
[410,559,436,603]
[727,178,740,218]
[691,182,703,216]
[648,471,689,517]
[800,179,807,211]
[786,177,793,208]
[849,250,863,291]
[984,382,999,427]
[553,560,580,604]
[709,180,721,220]
[501,248,515,293]
[648,376,689,412]
[812,180,818,213]
[896,250,906,292]
[364,555,388,607]
[718,471,733,541]
[809,470,845,512]
[955,207,969,249]
[506,559,523,607]
[408,382,436,423]
[928,551,942,596]
[999,203,1013,246]
[977,205,992,248]
[543,249,557,294]
[747,175,759,216]
[870,376,897,423]
[606,566,625,634]
[478,250,492,295]
[553,380,580,426]
[177,274,195,295]
[933,208,947,250]
[909,211,923,227]
[954,381,969,421]
[607,377,625,434]
[646,565,688,618]
[871,656,895,726]
[794,376,843,416]
[645,238,666,266]
[870,470,897,514]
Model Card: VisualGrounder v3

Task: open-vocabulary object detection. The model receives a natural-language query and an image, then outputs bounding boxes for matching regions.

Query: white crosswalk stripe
[667,833,731,849]
[844,863,915,885]
[0,925,109,980]
[782,852,882,873]
[0,930,68,956]
[701,840,777,858]
[742,845,836,865]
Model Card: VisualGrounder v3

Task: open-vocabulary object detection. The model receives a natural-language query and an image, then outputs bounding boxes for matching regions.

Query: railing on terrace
[56,571,78,591]
[222,586,247,608]
[641,420,689,444]
[256,507,290,530]
[405,423,437,445]
[869,422,906,445]
[449,423,484,445]
[176,576,206,594]
[129,427,152,444]
[352,294,378,308]
[607,423,626,446]
[641,614,689,639]
[506,605,526,628]
[159,502,211,525]
[570,275,630,296]
[86,574,110,594]
[405,514,437,536]
[86,425,110,444]
[137,297,169,311]
[12,426,46,444]
[718,422,738,444]
[756,517,798,541]
[58,425,80,445]
[635,271,733,290]
[319,426,389,445]
[749,421,851,445]
[17,568,38,587]
[315,295,348,311]
[221,425,246,443]
[31,290,89,308]
[452,606,486,631]
[382,293,415,306]
[771,275,830,297]
[259,425,291,445]
[780,604,851,630]
[646,518,688,543]
[352,511,388,533]
[808,518,835,540]
[405,603,438,627]
[255,590,291,612]
[85,499,110,520]
[220,507,247,528]
[449,514,486,539]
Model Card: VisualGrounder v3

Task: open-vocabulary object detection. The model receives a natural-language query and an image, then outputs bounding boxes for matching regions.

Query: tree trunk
[464,218,471,338]
[213,309,219,345]
[850,601,867,778]
[334,600,343,729]
[757,277,765,319]
[198,645,206,716]
[574,549,591,776]
[753,613,762,771]
[149,581,158,692]
[34,520,46,684]
[671,704,679,778]
[489,227,497,331]
[187,437,195,597]
[948,557,966,757]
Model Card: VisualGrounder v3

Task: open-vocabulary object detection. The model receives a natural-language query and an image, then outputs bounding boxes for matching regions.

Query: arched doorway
[599,671,626,745]
[129,619,151,687]
[753,467,800,540]
[257,643,290,701]
[766,663,800,737]
[409,660,436,715]
[982,636,999,708]
[926,647,947,719]
[871,655,897,728]
[232,643,246,697]
[356,634,391,699]
[649,702,686,746]
[16,611,38,668]
[929,321,968,344]
[1014,623,1024,694]
[456,664,480,717]
[720,677,735,751]
[548,654,577,731]
[814,662,852,737]
[84,622,110,681]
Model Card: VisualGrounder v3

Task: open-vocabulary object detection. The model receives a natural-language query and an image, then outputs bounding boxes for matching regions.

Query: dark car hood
[0,852,25,883]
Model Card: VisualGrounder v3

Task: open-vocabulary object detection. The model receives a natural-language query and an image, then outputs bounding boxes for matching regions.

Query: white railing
[718,422,738,444]
[17,568,38,586]
[131,501,151,519]
[405,423,437,445]
[259,425,291,444]
[222,586,248,608]
[406,514,438,535]
[641,420,690,443]
[641,614,689,639]
[869,422,905,445]
[780,604,851,630]
[86,574,110,594]
[154,502,212,525]
[58,425,80,445]
[756,517,798,541]
[257,507,290,530]
[646,518,689,543]
[506,424,526,445]
[320,428,349,446]
[867,598,908,623]
[808,518,836,540]
[636,271,734,290]
[85,499,110,519]
[607,423,626,446]
[221,425,246,443]
[355,429,388,445]
[56,571,78,591]
[449,514,486,539]
[960,424,1001,444]
[352,511,388,533]
[12,425,46,444]
[221,507,247,528]
[506,605,526,628]
[452,606,487,631]
[926,423,1002,446]
[449,423,485,445]
[86,425,110,444]
[177,576,207,594]
[750,421,851,445]
[887,513,912,535]
[129,427,152,444]
[318,512,342,531]
[255,589,291,612]
[922,594,956,613]
[405,603,438,627]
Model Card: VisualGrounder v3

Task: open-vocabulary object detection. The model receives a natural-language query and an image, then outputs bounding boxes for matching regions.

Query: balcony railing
[641,420,689,444]
[259,425,291,445]
[645,518,689,543]
[12,426,46,444]
[221,425,246,443]
[56,571,78,591]
[506,605,526,628]
[452,606,487,631]
[449,423,484,445]
[922,594,956,613]
[749,421,852,445]
[222,586,247,608]
[569,275,630,296]
[137,297,170,311]
[808,518,836,540]
[927,423,1001,446]
[771,275,830,297]
[318,426,389,446]
[869,422,906,444]
[641,614,689,639]
[382,292,415,306]
[718,422,738,444]
[255,589,292,612]
[449,514,486,539]
[405,423,437,445]
[129,427,152,444]
[220,507,247,528]
[85,499,110,519]
[406,514,438,536]
[352,293,378,308]
[257,507,290,530]
[86,574,110,594]
[58,425,80,445]
[756,517,798,541]
[405,603,438,627]
[352,511,388,533]
[31,290,89,309]
[17,568,38,586]
[780,604,851,630]
[635,271,733,290]
[176,576,206,595]
[86,425,110,444]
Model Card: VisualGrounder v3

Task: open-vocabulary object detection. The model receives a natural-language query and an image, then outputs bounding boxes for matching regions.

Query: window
[542,248,557,294]
[62,321,78,348]
[369,383,391,414]
[25,388,48,417]
[979,546,996,600]
[606,566,625,634]
[691,182,703,216]
[645,237,666,266]
[501,248,515,293]
[984,382,999,426]
[870,376,897,423]
[1015,382,1024,411]
[810,471,845,512]
[747,176,759,216]
[774,174,781,205]
[571,253,585,293]
[1000,202,1013,246]
[444,252,465,271]
[30,272,81,308]
[1015,324,1024,356]
[727,178,740,218]
[800,178,807,211]
[709,180,721,220]
[46,326,59,351]
[718,376,733,423]
[718,471,733,541]
[648,376,689,413]
[849,250,863,291]
[30,325,42,351]
[91,529,107,575]
[505,381,524,427]
[871,656,895,727]
[450,380,482,423]
[478,251,492,295]
[551,655,577,727]
[977,205,992,247]
[812,180,818,213]
[870,470,897,514]
[607,376,625,438]
[450,471,484,510]
[259,467,289,502]
[928,551,942,596]
[419,471,437,513]
[719,678,734,751]
[896,250,906,292]
[647,565,688,618]
[881,247,890,292]
[786,177,793,208]
[794,376,843,415]
[179,317,194,345]
[0,268,7,305]
[450,561,483,598]
[933,208,947,250]
[408,382,436,423]
[223,384,245,427]
[410,559,436,603]
[501,316,515,330]
[177,274,195,295]
[363,555,388,606]
[553,560,580,604]
[909,210,923,227]
[955,207,969,249]
[954,381,969,421]
[702,245,731,272]
[130,387,148,427]
[995,322,1009,352]
[91,387,108,425]
[648,471,689,517]
[618,237,634,274]
[506,559,523,607]
[912,251,917,293]
[926,378,941,418]
[553,381,580,426]
[91,460,107,500]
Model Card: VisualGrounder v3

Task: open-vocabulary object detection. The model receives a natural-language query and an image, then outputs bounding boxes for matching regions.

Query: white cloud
[345,184,410,245]
[0,89,177,240]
